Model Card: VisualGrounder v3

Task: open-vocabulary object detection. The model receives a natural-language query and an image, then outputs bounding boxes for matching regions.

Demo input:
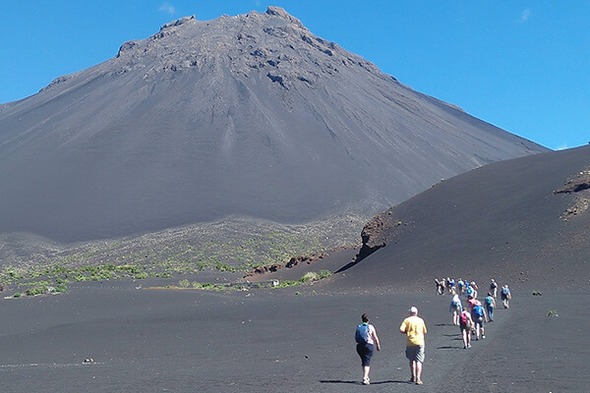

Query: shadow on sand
[320,379,409,385]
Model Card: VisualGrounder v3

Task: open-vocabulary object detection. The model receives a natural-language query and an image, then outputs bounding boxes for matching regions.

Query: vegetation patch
[0,215,362,297]
[155,269,333,292]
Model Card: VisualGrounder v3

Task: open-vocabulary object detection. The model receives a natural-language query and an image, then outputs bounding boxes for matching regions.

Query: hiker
[489,279,498,298]
[399,306,427,385]
[457,278,464,295]
[470,281,479,299]
[447,277,456,295]
[484,292,496,321]
[467,294,478,312]
[355,313,381,385]
[501,285,512,308]
[464,281,474,300]
[434,279,445,295]
[450,293,462,325]
[459,308,474,349]
[471,300,487,340]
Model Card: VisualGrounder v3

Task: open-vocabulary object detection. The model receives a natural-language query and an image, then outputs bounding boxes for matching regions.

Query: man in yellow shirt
[399,306,427,385]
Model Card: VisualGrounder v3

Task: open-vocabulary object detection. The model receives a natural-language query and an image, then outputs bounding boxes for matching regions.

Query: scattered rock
[554,168,590,194]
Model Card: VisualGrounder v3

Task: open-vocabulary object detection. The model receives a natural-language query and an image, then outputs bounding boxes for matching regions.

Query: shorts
[356,343,375,367]
[474,316,484,327]
[405,345,425,363]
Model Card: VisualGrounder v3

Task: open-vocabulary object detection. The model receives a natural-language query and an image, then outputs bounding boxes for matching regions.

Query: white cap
[409,306,418,314]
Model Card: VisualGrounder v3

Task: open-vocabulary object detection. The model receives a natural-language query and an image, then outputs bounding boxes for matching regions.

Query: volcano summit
[0,7,545,243]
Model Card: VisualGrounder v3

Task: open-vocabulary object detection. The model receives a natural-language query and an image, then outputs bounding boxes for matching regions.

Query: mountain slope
[332,145,590,292]
[0,7,546,243]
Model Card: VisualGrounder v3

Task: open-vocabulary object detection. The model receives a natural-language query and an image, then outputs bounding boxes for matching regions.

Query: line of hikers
[353,279,511,386]
[436,277,511,308]
[448,278,512,349]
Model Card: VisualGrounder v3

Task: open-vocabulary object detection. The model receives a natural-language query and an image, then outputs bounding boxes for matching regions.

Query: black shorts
[356,343,375,367]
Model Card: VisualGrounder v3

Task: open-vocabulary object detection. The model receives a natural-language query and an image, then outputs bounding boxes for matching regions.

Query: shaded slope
[332,145,590,292]
[0,7,545,243]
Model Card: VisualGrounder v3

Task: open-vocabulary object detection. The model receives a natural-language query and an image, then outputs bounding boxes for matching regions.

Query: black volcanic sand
[1,283,588,392]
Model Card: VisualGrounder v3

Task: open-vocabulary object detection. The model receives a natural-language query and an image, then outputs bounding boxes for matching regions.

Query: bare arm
[372,329,381,351]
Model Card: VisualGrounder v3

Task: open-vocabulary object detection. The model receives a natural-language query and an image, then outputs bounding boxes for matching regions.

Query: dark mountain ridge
[0,7,546,244]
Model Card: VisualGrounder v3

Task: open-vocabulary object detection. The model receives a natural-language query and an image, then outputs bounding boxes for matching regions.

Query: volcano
[0,7,546,243]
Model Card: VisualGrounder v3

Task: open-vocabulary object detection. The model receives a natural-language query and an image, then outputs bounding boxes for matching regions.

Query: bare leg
[362,366,370,384]
[415,361,423,383]
[462,328,471,348]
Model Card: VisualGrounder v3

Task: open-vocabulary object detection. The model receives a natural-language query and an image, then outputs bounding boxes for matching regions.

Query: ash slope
[331,145,590,292]
[0,7,545,242]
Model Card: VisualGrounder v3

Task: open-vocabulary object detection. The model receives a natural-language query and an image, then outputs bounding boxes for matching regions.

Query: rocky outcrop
[555,167,590,219]
[554,168,590,194]
[356,210,412,262]
[243,251,328,278]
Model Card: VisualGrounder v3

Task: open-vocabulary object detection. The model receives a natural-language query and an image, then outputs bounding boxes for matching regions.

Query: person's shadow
[320,379,408,385]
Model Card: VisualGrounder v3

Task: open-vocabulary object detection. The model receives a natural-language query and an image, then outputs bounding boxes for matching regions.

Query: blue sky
[1,1,588,150]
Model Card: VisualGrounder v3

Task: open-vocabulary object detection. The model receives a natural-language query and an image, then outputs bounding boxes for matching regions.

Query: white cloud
[159,2,176,14]
[555,143,569,151]
[519,8,531,23]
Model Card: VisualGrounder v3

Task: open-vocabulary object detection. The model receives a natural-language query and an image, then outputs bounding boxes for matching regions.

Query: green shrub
[301,270,332,283]
[134,272,148,280]
[191,282,227,291]
[179,279,191,288]
[25,287,46,296]
[276,280,300,288]
[301,272,319,283]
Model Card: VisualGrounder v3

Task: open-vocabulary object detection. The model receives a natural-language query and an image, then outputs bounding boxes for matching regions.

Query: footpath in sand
[0,283,588,393]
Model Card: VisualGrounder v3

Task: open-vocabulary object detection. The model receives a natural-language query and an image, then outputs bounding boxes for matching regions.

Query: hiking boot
[415,379,423,385]
[409,376,415,383]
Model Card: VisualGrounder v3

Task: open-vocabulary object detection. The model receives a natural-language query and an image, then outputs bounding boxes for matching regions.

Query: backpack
[460,311,470,327]
[473,304,484,318]
[355,323,370,344]
[485,296,493,306]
